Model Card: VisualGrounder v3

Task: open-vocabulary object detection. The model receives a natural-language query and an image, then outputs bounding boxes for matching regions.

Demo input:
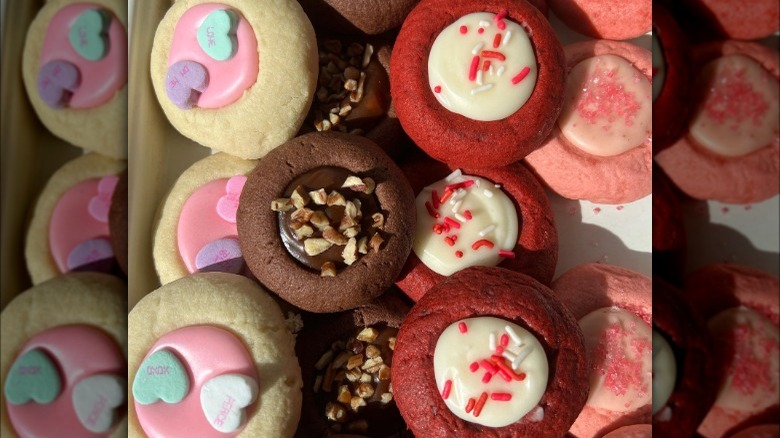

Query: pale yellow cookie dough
[0,273,128,438]
[22,0,128,159]
[153,153,257,284]
[128,273,303,438]
[150,0,318,159]
[24,153,127,285]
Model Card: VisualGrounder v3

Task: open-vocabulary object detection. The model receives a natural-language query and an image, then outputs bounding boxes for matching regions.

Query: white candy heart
[200,374,258,433]
[72,374,126,433]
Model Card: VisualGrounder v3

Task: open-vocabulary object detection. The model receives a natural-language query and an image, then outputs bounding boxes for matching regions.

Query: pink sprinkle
[469,362,480,372]
[481,372,492,383]
[493,33,502,48]
[432,190,440,209]
[498,250,515,259]
[497,20,506,30]
[455,250,464,258]
[593,207,601,215]
[478,28,484,34]
[491,392,512,401]
[481,51,506,61]
[434,85,442,93]
[574,65,642,125]
[497,368,512,382]
[444,217,461,229]
[460,25,468,34]
[469,56,480,81]
[444,180,475,192]
[616,205,624,211]
[511,66,531,84]
[458,322,468,333]
[444,236,455,246]
[442,379,453,399]
[745,205,752,211]
[500,333,509,346]
[722,207,730,214]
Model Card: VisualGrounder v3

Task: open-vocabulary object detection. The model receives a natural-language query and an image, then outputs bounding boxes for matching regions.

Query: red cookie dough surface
[683,0,779,40]
[392,267,588,437]
[652,3,692,153]
[655,41,780,204]
[391,0,566,169]
[547,0,650,40]
[395,151,557,302]
[524,40,652,204]
[552,263,651,438]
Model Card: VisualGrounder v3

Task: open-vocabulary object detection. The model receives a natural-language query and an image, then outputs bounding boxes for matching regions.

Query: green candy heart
[132,349,190,405]
[68,9,110,61]
[4,349,62,405]
[197,9,238,62]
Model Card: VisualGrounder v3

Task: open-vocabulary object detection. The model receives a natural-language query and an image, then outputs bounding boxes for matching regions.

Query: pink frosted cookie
[683,0,779,40]
[655,41,779,204]
[151,0,318,159]
[551,263,652,438]
[547,0,650,40]
[152,153,257,285]
[128,273,302,438]
[683,264,779,438]
[1,273,127,438]
[24,153,126,285]
[21,0,128,158]
[524,40,652,204]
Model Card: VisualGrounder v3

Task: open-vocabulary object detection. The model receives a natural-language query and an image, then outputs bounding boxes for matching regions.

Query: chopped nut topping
[370,232,384,253]
[326,402,347,422]
[343,226,360,238]
[291,207,314,223]
[361,356,383,370]
[309,189,328,205]
[344,79,358,91]
[380,393,393,404]
[356,327,378,342]
[388,337,396,350]
[315,350,334,370]
[365,344,381,359]
[342,175,365,191]
[338,105,352,117]
[345,368,362,382]
[329,113,341,125]
[294,224,314,240]
[362,178,376,195]
[350,72,366,103]
[346,338,364,355]
[389,382,393,393]
[326,191,347,207]
[356,383,375,399]
[310,211,330,231]
[321,262,337,277]
[337,385,352,404]
[357,237,369,254]
[305,238,333,256]
[378,365,391,381]
[331,351,351,369]
[343,237,358,265]
[362,44,374,68]
[346,354,364,370]
[323,227,349,246]
[359,373,372,383]
[291,186,310,209]
[350,396,366,412]
[271,198,293,212]
[371,212,384,229]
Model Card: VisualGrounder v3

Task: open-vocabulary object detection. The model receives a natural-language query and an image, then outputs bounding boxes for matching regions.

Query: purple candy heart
[67,237,114,271]
[37,61,80,109]
[165,60,208,109]
[195,237,243,274]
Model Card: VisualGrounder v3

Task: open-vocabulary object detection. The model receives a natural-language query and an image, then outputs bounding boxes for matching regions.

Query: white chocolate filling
[413,173,518,276]
[558,55,651,157]
[689,55,779,157]
[652,33,665,102]
[579,307,652,412]
[652,329,676,415]
[434,317,548,427]
[427,12,537,121]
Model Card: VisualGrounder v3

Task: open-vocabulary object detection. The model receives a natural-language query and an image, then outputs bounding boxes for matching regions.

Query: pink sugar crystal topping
[703,67,769,130]
[575,67,641,127]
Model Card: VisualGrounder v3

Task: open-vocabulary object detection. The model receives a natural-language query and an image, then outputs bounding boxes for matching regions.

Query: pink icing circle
[177,177,244,273]
[40,3,128,109]
[168,4,259,109]
[134,325,258,438]
[49,177,116,274]
[5,325,125,437]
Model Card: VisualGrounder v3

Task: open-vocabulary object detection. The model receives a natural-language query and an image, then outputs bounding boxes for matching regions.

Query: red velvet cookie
[395,150,557,302]
[236,132,416,313]
[682,0,779,40]
[392,267,588,437]
[655,41,779,204]
[524,40,652,204]
[547,0,650,40]
[683,264,779,438]
[391,0,566,169]
[552,264,652,438]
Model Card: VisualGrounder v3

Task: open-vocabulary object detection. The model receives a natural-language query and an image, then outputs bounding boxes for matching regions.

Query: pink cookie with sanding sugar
[655,41,779,204]
[683,0,779,40]
[601,424,652,437]
[524,40,652,204]
[551,263,652,438]
[547,0,650,40]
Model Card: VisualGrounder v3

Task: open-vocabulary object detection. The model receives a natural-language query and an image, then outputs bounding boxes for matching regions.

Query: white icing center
[689,55,779,157]
[579,307,652,412]
[413,173,518,276]
[558,55,652,157]
[707,306,779,413]
[652,33,665,102]
[652,329,676,415]
[427,12,537,121]
[433,317,548,427]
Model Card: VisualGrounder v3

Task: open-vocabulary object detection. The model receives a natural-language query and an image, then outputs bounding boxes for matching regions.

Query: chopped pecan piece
[321,262,337,277]
[271,198,293,212]
[305,238,333,256]
[323,227,349,246]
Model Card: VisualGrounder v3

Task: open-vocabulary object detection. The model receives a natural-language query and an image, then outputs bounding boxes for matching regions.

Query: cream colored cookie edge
[128,272,303,438]
[24,153,127,285]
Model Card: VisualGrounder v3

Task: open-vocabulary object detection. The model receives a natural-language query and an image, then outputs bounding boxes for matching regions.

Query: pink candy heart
[216,175,247,223]
[87,175,119,224]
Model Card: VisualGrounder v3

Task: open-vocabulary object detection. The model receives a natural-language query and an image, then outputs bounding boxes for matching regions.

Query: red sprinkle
[481,50,506,61]
[465,398,476,413]
[444,180,475,192]
[432,190,440,209]
[473,392,488,417]
[469,56,480,81]
[444,217,461,229]
[469,362,480,372]
[459,25,468,34]
[497,368,512,382]
[478,27,484,34]
[451,235,458,242]
[425,201,438,218]
[455,251,464,258]
[500,333,509,346]
[442,379,452,399]
[433,223,445,234]
[472,239,494,250]
[518,372,527,381]
[498,250,515,259]
[444,236,455,247]
[480,360,498,374]
[440,189,454,204]
[491,393,512,401]
[458,322,468,333]
[512,66,531,84]
[434,85,442,93]
[481,372,492,383]
[497,20,506,30]
[463,210,473,220]
[495,345,505,354]
[494,9,508,21]
[493,33,502,48]
[483,60,491,71]
[492,355,526,381]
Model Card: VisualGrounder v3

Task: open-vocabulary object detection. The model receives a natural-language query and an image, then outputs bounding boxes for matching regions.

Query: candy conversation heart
[4,349,62,405]
[37,61,80,109]
[195,237,244,274]
[200,374,259,433]
[68,9,110,61]
[197,9,239,62]
[88,175,120,223]
[72,374,126,433]
[132,349,190,405]
[166,60,209,109]
[216,175,247,223]
[67,237,114,271]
